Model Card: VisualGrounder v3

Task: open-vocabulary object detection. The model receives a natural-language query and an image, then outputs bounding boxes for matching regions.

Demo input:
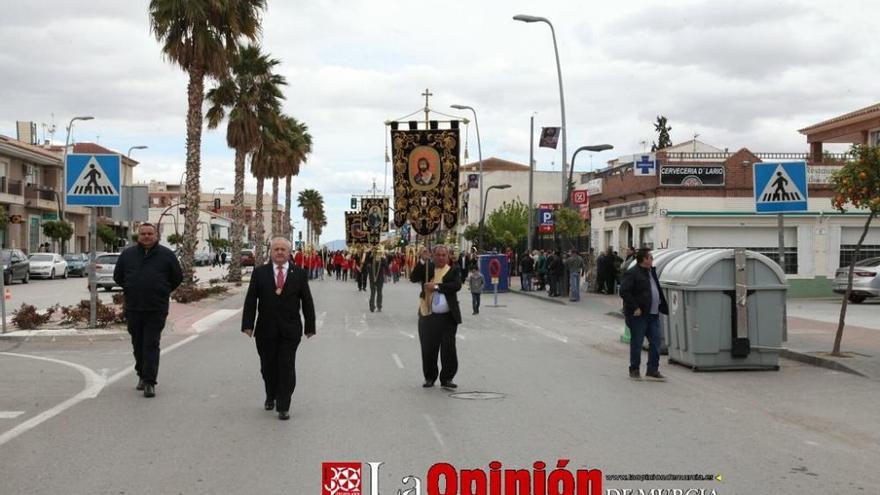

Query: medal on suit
[276,288,282,295]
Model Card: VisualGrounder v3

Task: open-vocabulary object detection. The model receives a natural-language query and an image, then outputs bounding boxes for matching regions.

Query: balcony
[0,177,23,196]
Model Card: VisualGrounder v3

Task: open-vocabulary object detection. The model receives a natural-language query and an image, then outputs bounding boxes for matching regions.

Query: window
[699,247,798,274]
[639,227,655,249]
[870,130,880,147]
[840,245,880,269]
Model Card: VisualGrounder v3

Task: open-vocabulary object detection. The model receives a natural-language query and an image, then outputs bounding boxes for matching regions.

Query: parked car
[63,253,89,277]
[94,253,120,291]
[194,251,212,266]
[28,253,68,279]
[1,249,30,285]
[833,256,880,303]
[240,249,256,267]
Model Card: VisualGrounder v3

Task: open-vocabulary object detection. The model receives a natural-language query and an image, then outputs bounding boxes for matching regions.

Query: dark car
[240,249,255,267]
[63,253,89,277]
[1,249,30,285]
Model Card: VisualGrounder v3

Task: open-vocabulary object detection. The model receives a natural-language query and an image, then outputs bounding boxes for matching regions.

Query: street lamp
[513,14,568,203]
[126,145,148,244]
[566,144,613,206]
[450,104,484,234]
[478,184,511,251]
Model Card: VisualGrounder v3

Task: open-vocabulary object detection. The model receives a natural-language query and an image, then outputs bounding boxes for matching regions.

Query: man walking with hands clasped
[242,237,316,420]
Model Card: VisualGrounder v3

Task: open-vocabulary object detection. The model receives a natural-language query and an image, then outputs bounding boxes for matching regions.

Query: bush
[12,304,54,330]
[171,284,229,303]
[60,299,123,328]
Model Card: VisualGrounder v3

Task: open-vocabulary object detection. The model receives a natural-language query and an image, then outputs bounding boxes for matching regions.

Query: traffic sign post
[66,153,122,328]
[754,161,808,274]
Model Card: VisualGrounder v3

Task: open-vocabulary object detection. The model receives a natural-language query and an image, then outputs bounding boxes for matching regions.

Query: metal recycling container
[479,254,509,293]
[621,249,689,353]
[660,249,787,371]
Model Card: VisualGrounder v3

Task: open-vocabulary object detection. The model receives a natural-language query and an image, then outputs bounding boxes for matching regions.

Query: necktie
[276,265,285,290]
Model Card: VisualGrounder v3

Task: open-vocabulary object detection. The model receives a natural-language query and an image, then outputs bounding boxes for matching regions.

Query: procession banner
[345,212,378,246]
[361,197,390,233]
[391,128,460,235]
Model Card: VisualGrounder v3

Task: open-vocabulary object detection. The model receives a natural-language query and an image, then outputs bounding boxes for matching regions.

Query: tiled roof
[0,134,63,163]
[798,103,880,134]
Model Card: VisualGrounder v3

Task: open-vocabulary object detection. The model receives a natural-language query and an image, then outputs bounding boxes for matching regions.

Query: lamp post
[566,144,613,206]
[478,184,511,251]
[126,145,148,245]
[513,14,568,203]
[450,104,483,249]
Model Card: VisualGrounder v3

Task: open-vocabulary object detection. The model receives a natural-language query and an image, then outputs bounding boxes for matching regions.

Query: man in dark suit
[365,248,388,313]
[410,245,462,389]
[242,237,316,420]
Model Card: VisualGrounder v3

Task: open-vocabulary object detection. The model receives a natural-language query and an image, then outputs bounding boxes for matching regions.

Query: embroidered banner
[361,197,390,233]
[345,212,379,246]
[391,128,460,235]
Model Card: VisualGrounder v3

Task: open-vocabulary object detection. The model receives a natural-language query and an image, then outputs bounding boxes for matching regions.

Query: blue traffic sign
[65,153,121,206]
[754,161,808,214]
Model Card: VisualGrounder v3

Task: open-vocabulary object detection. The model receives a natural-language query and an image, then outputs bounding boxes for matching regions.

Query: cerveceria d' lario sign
[660,164,725,186]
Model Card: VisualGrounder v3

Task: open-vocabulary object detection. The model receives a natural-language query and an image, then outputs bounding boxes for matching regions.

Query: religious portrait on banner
[390,127,460,236]
[361,197,390,233]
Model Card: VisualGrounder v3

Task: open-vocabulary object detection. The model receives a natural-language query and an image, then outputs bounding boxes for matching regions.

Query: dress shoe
[370,306,375,313]
[278,411,290,420]
[143,384,155,398]
[264,399,275,411]
[422,380,435,388]
[136,379,145,391]
[440,381,458,389]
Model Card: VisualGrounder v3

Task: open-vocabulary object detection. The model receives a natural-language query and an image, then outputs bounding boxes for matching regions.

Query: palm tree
[205,44,285,283]
[297,188,323,248]
[150,0,266,286]
[280,118,312,239]
[251,111,288,265]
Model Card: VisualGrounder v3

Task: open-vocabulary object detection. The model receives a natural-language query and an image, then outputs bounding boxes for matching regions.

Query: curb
[507,289,567,306]
[779,348,868,378]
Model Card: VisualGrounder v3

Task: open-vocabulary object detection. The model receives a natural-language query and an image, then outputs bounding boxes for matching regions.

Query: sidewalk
[507,278,880,381]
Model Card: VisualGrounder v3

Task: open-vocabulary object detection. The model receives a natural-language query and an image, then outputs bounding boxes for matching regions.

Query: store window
[870,129,880,147]
[604,230,613,252]
[840,245,880,268]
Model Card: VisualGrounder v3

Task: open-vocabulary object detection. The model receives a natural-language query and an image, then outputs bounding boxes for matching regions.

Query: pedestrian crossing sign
[753,161,808,214]
[65,153,121,206]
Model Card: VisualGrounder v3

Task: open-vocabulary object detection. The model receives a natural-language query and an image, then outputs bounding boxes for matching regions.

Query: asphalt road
[0,276,878,494]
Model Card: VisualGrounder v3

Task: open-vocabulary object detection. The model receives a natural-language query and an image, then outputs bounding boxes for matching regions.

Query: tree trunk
[255,178,265,266]
[833,211,876,355]
[271,176,280,238]
[284,175,292,238]
[180,67,206,287]
[228,148,246,283]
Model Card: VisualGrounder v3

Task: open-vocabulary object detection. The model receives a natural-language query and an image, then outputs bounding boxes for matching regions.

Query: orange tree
[829,145,880,355]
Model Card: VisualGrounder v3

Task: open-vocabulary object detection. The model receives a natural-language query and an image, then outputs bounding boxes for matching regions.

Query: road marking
[399,330,415,339]
[107,334,200,385]
[391,353,404,369]
[422,413,445,448]
[456,334,466,341]
[316,311,327,330]
[0,411,25,419]
[192,309,240,333]
[507,318,568,343]
[0,352,107,447]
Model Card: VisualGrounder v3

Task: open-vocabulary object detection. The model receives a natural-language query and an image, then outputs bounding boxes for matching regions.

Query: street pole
[778,213,785,273]
[527,114,535,253]
[89,207,97,327]
[450,105,483,253]
[126,146,148,246]
[513,15,567,203]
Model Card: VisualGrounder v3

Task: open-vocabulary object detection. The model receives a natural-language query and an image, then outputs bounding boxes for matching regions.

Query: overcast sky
[1,0,875,241]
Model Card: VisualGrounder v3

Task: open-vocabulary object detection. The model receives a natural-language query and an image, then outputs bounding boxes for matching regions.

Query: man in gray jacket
[563,249,585,302]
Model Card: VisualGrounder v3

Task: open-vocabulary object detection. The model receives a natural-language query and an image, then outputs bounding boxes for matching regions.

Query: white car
[28,253,68,279]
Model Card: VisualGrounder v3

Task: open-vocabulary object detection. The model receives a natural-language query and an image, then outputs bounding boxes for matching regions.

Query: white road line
[456,334,466,341]
[107,334,200,385]
[192,309,240,333]
[0,352,107,447]
[507,317,569,343]
[422,413,445,448]
[399,330,416,339]
[0,411,25,419]
[316,311,327,330]
[391,353,404,369]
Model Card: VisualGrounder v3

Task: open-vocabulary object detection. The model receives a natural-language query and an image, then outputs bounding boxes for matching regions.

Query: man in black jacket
[619,248,669,381]
[113,223,183,398]
[242,237,316,420]
[366,248,388,312]
[410,245,462,389]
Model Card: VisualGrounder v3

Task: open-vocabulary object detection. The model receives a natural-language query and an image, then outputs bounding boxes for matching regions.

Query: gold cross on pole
[421,88,433,125]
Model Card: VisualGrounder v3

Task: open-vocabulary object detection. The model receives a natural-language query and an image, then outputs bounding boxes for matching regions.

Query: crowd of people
[511,245,638,300]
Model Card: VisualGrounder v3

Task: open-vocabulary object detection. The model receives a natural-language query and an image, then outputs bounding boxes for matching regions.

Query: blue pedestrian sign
[65,153,121,207]
[754,161,808,214]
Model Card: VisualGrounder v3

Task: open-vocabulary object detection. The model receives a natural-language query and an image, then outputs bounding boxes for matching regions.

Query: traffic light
[351,197,358,210]
[298,231,303,241]
[213,198,221,211]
